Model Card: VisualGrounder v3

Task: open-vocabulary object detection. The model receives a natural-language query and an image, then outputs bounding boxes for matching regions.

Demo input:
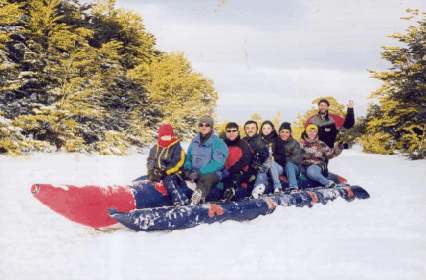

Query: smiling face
[244,123,257,137]
[279,129,291,141]
[261,124,273,136]
[198,123,212,136]
[307,128,318,139]
[225,128,239,141]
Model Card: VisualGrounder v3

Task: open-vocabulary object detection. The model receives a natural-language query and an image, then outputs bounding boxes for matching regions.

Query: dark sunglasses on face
[199,123,211,128]
[226,129,238,133]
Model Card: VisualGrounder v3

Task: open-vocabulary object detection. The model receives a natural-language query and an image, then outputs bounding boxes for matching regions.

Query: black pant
[196,173,220,200]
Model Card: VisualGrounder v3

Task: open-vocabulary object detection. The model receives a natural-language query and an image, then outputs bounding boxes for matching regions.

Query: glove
[153,167,165,177]
[188,170,199,182]
[337,142,349,150]
[252,162,266,173]
[222,169,230,179]
[149,168,164,182]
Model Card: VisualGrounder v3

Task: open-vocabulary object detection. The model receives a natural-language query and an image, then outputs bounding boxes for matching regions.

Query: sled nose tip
[31,184,40,195]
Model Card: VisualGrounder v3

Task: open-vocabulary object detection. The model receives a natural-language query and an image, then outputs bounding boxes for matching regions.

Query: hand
[337,142,349,150]
[252,162,265,173]
[222,169,230,179]
[188,170,199,182]
[153,168,164,178]
[347,100,354,108]
[149,168,163,182]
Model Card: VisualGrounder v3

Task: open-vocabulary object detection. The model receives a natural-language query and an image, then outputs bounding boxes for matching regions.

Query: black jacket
[308,108,354,148]
[273,136,302,167]
[243,134,269,167]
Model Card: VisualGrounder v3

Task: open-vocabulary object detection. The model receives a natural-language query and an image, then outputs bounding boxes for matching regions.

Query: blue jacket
[184,133,228,175]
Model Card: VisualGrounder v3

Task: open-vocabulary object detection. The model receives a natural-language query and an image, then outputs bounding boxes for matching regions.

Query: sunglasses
[199,123,211,128]
[226,129,238,133]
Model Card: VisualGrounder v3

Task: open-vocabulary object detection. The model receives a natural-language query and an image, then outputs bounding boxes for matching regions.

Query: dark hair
[244,120,258,129]
[260,120,277,137]
[318,98,330,106]
[278,122,292,132]
[225,122,239,130]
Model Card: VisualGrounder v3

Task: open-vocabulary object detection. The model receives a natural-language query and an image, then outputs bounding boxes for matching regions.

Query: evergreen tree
[361,9,426,159]
[0,0,219,154]
[128,52,218,139]
[0,0,23,94]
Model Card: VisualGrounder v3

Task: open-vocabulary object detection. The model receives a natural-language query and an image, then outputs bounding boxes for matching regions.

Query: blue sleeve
[184,143,193,171]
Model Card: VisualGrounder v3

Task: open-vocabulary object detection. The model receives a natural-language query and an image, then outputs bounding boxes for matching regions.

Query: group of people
[146,98,355,206]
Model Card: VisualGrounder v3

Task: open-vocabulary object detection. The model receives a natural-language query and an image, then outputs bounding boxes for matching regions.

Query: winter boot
[191,188,203,205]
[252,184,266,199]
[223,187,236,201]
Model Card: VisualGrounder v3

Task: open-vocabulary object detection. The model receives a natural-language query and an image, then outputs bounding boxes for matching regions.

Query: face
[279,129,291,141]
[160,135,172,141]
[225,127,239,141]
[307,129,318,139]
[318,102,329,113]
[198,123,212,136]
[262,124,273,136]
[244,123,257,137]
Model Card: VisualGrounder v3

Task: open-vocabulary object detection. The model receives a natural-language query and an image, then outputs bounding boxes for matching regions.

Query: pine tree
[0,0,219,154]
[361,9,426,159]
[0,0,23,94]
[128,52,218,139]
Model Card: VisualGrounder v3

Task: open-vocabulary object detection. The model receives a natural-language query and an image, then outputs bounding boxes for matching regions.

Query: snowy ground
[0,147,425,280]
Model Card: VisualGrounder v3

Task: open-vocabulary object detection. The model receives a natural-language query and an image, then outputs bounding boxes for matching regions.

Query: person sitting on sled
[242,120,269,196]
[250,120,279,197]
[269,122,302,193]
[300,124,343,188]
[147,123,189,206]
[183,116,228,205]
[221,122,253,201]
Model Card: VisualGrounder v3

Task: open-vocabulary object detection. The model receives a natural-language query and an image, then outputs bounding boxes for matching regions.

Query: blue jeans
[305,165,331,186]
[285,162,300,188]
[269,161,283,189]
[254,171,268,187]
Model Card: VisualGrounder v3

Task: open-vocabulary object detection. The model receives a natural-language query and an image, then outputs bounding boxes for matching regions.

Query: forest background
[0,0,424,159]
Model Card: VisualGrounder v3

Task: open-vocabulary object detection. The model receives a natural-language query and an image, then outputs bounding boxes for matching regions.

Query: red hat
[157,123,177,148]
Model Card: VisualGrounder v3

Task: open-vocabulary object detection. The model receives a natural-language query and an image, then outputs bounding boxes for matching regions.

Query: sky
[111,0,426,123]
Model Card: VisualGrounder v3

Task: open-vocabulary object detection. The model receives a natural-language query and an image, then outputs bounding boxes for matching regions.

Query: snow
[1,147,425,280]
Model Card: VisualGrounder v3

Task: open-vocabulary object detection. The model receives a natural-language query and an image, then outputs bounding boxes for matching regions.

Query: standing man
[183,116,228,205]
[307,99,354,148]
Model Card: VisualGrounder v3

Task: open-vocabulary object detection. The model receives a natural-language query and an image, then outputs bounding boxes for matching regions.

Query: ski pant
[234,185,254,200]
[304,164,332,186]
[163,175,191,206]
[196,173,220,200]
[206,185,224,202]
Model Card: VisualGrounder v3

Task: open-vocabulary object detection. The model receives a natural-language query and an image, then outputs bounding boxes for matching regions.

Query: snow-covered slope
[0,148,425,280]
